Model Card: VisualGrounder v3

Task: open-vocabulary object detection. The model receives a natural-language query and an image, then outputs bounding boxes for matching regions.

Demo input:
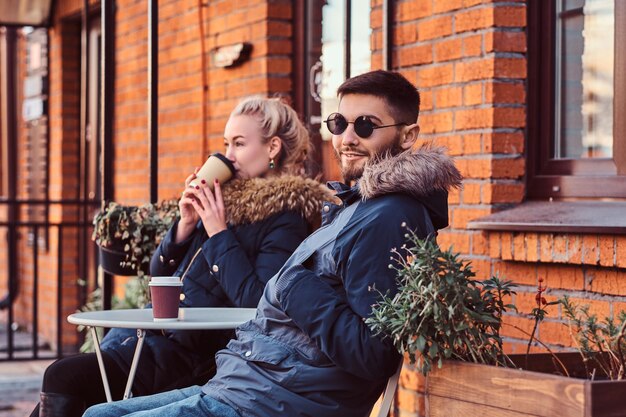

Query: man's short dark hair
[337,70,420,125]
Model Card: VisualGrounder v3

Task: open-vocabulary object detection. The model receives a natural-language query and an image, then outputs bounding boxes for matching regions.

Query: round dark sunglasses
[324,112,407,139]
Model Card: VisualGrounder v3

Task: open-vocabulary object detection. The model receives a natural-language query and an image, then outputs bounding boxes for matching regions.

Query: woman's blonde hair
[231,96,311,175]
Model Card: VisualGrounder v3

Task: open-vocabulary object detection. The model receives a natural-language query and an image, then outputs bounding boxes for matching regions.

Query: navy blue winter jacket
[202,146,462,417]
[100,176,331,395]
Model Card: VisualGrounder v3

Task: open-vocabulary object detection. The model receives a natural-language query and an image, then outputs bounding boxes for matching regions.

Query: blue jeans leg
[83,386,206,417]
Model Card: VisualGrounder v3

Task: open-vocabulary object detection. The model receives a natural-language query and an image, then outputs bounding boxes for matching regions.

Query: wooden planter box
[419,353,626,417]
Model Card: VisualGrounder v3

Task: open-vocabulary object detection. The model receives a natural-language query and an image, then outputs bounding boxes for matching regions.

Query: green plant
[92,200,180,277]
[526,278,561,355]
[366,229,517,376]
[561,295,626,380]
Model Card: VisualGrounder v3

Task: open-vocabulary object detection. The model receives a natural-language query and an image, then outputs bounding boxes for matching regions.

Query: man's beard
[336,136,405,183]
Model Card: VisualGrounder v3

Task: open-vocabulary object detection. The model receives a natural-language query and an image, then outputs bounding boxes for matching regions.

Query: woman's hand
[175,168,201,243]
[187,178,228,238]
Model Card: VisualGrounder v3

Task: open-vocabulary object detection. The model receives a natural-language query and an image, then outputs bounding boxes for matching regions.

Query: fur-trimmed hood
[359,144,462,229]
[359,144,462,199]
[222,175,334,226]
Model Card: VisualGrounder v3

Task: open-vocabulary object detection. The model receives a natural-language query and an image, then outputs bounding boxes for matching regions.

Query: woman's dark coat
[100,176,331,395]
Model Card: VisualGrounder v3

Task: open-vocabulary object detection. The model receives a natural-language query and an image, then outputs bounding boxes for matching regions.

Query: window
[293,0,376,180]
[318,0,372,142]
[527,0,626,198]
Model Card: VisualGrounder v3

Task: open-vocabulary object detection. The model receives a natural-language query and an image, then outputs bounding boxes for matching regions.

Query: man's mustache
[338,147,369,156]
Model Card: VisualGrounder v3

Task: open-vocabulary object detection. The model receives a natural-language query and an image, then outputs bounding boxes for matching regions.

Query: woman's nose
[225,147,235,161]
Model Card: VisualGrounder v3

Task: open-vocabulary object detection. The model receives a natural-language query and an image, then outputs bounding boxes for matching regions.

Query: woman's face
[223,114,275,180]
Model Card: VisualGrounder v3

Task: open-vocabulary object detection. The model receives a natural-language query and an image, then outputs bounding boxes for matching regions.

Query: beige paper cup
[189,153,236,190]
[149,276,182,321]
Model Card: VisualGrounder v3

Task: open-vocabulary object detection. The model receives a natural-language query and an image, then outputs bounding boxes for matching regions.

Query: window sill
[467,201,626,235]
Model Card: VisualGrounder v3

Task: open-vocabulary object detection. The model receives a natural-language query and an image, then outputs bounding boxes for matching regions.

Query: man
[84,70,462,417]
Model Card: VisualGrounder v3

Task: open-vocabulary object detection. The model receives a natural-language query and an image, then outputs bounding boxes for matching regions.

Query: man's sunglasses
[324,113,407,139]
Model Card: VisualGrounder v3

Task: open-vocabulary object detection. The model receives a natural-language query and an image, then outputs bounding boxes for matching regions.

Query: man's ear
[399,123,420,150]
[268,136,282,159]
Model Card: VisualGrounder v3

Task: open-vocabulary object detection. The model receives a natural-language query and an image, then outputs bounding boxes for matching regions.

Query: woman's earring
[269,158,275,169]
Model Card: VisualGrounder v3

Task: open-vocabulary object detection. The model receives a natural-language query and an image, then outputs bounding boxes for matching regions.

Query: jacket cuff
[157,221,195,267]
[200,228,237,279]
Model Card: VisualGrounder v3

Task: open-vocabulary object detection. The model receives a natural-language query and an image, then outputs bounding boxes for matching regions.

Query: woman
[31,97,332,417]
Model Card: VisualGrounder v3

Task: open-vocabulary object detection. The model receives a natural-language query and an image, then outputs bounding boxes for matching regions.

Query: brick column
[372,2,528,415]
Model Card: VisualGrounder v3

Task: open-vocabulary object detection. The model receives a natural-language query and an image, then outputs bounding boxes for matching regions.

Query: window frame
[526,0,626,199]
[293,0,391,181]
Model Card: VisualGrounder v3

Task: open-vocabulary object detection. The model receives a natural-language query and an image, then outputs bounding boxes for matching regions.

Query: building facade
[1,0,625,413]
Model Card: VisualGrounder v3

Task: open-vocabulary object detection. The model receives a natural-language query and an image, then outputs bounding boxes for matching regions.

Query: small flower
[535,293,547,306]
[535,282,547,307]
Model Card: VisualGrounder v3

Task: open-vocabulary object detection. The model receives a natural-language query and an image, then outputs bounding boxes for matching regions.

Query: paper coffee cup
[149,276,183,321]
[189,153,236,190]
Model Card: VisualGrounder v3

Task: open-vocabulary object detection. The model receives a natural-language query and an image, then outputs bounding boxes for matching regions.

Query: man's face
[331,94,404,183]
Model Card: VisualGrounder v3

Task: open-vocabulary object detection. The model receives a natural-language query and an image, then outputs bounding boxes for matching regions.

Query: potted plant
[367,230,517,375]
[367,229,626,417]
[92,200,179,277]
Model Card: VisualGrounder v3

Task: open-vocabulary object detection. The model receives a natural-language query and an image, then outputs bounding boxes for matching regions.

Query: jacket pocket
[227,334,291,364]
[227,334,296,385]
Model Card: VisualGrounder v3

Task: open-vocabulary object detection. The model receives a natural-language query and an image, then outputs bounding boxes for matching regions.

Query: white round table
[67,307,256,402]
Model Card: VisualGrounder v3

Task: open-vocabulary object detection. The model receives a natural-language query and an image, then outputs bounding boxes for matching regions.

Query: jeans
[82,386,240,417]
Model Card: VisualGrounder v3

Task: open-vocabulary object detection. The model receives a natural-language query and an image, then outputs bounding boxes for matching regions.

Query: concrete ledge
[468,201,626,234]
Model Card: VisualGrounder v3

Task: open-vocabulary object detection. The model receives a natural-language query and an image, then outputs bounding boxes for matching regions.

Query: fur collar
[222,175,334,226]
[359,144,462,200]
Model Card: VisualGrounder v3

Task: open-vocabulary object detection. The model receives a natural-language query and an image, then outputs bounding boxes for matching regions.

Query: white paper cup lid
[149,276,182,286]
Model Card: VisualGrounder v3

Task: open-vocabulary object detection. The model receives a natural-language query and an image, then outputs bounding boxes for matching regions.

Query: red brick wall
[370,2,626,416]
[0,30,8,313]
[7,2,97,352]
[28,15,84,351]
[114,0,294,203]
[374,0,528,344]
[0,39,3,198]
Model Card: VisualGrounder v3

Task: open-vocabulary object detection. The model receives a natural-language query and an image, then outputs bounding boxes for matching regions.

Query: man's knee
[83,403,110,417]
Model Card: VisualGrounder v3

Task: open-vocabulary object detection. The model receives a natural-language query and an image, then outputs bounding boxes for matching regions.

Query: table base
[90,327,146,402]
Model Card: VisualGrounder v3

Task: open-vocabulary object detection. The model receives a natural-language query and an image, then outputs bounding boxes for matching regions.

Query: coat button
[179,293,185,301]
[212,265,219,273]
[244,350,252,357]
[169,259,176,266]
[159,255,165,263]
[323,204,330,212]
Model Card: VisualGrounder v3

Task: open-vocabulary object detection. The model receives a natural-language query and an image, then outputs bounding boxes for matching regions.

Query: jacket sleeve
[278,202,434,381]
[150,220,196,276]
[202,211,309,308]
